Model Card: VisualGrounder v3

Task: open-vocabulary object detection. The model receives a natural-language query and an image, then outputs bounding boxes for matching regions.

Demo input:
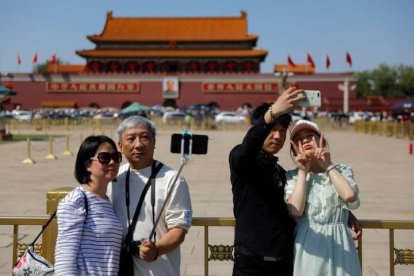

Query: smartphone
[170,133,208,155]
[297,90,321,107]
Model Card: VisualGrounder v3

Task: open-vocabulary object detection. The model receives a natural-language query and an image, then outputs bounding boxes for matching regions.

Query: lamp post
[274,70,294,95]
[0,72,13,141]
[338,77,356,113]
[0,72,6,86]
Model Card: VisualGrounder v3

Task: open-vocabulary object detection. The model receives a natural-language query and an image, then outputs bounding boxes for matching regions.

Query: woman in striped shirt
[55,135,124,275]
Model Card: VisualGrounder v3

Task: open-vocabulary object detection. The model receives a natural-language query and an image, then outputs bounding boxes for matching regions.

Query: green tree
[371,64,398,97]
[355,71,372,97]
[355,64,414,98]
[396,65,414,97]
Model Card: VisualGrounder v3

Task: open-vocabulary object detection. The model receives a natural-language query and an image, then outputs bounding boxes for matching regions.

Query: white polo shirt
[108,161,192,276]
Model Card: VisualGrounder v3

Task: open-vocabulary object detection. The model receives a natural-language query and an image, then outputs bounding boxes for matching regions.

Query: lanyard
[124,161,163,243]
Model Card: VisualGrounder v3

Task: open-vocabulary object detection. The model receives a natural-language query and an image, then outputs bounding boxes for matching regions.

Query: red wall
[6,72,379,112]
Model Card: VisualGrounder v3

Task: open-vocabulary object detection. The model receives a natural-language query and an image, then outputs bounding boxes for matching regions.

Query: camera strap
[124,160,163,243]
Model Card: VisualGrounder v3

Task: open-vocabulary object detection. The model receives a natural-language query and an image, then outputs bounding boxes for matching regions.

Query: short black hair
[74,135,118,184]
[251,102,292,128]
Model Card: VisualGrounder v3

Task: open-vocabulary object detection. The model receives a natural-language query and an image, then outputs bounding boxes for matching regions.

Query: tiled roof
[76,49,268,59]
[46,64,85,73]
[88,10,257,42]
[274,64,315,74]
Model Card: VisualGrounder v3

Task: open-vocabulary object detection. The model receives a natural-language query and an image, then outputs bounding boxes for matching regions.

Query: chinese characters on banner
[46,82,140,93]
[202,82,278,93]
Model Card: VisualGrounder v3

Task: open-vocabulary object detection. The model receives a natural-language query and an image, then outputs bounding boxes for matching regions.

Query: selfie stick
[148,130,192,242]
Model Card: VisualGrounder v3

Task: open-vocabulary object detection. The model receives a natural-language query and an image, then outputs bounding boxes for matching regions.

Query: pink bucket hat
[290,120,321,139]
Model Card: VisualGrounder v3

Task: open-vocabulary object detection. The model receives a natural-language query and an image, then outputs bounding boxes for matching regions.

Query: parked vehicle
[93,111,117,120]
[348,111,375,124]
[13,110,32,120]
[291,111,303,122]
[162,111,188,123]
[215,112,246,123]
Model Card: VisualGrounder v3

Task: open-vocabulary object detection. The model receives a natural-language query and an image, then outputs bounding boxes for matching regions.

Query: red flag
[346,52,352,67]
[307,53,315,69]
[326,54,331,70]
[17,53,22,65]
[287,55,296,67]
[32,53,38,64]
[50,53,57,65]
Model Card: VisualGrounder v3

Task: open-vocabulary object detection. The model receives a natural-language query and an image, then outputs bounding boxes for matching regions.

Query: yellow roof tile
[274,64,315,74]
[46,64,85,73]
[76,49,267,59]
[89,10,257,42]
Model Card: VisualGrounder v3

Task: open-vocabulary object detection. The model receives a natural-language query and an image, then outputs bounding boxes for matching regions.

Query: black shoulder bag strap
[124,161,163,244]
[30,213,56,247]
[151,171,157,242]
[30,187,89,247]
[79,188,89,221]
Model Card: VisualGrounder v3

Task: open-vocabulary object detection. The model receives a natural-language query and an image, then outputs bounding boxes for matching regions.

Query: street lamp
[0,72,7,85]
[274,70,294,95]
[338,77,356,114]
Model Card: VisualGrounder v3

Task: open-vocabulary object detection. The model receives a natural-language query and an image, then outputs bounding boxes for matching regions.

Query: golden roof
[274,64,315,74]
[88,10,257,42]
[76,49,268,59]
[46,64,85,73]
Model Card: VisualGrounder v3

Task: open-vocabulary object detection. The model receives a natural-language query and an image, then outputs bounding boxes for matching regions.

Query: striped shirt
[55,186,123,276]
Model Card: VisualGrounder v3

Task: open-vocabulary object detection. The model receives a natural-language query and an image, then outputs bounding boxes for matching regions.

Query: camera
[170,133,208,155]
[122,240,141,257]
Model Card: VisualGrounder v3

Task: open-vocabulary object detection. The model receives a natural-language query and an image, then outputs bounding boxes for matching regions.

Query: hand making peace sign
[290,139,311,172]
[313,132,333,170]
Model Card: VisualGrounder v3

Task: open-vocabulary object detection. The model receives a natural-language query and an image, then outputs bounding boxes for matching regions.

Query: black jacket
[229,117,295,258]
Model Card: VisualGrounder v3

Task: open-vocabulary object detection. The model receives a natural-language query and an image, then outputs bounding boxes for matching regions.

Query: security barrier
[6,117,414,138]
[2,214,414,276]
[354,120,414,139]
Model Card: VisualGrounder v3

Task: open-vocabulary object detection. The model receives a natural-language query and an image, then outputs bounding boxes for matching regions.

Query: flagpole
[53,53,57,74]
[306,53,308,74]
[17,52,21,73]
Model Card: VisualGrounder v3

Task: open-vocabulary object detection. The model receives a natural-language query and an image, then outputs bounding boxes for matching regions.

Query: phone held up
[170,133,208,155]
[297,90,321,107]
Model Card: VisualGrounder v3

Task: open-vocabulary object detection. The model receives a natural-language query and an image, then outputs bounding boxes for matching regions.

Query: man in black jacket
[229,87,303,275]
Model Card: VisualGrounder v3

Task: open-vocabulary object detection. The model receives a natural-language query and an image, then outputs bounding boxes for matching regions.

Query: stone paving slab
[0,124,413,275]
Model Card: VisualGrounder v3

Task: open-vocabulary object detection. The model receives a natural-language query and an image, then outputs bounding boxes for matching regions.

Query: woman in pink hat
[285,120,361,276]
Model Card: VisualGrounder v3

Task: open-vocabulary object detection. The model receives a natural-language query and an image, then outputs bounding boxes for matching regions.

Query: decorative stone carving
[208,244,234,261]
[394,248,414,265]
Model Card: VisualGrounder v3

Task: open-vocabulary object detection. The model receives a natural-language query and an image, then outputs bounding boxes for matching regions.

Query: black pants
[232,247,293,276]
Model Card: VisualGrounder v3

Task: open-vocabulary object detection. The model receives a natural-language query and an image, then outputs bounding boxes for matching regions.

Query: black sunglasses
[90,152,122,165]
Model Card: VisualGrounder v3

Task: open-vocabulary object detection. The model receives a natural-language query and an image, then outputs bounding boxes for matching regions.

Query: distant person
[55,135,123,275]
[285,120,362,276]
[108,115,192,275]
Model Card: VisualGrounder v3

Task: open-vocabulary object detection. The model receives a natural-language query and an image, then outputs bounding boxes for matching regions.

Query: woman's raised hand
[313,132,332,169]
[290,140,310,172]
[272,87,305,117]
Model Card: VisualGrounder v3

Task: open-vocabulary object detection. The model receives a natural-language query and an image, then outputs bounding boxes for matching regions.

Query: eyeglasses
[90,152,122,165]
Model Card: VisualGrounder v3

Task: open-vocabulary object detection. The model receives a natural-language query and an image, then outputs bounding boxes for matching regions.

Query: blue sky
[1,0,413,74]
